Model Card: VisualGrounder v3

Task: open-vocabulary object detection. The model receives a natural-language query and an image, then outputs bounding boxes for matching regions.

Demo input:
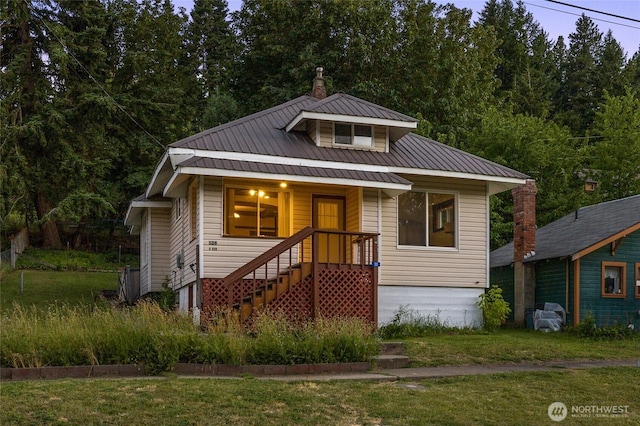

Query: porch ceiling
[169,156,413,195]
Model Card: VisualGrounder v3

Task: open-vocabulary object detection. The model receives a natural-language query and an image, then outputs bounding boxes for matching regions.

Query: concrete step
[373,354,410,369]
[379,341,404,356]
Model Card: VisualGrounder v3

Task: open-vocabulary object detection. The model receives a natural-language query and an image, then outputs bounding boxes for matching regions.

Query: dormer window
[334,123,373,148]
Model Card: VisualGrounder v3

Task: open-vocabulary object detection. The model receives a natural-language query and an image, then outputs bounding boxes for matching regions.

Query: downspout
[377,189,383,285]
[486,187,490,289]
[198,176,204,309]
[573,259,581,325]
[565,258,569,318]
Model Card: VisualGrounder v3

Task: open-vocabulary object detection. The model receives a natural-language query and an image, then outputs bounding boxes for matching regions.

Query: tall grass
[0,303,379,373]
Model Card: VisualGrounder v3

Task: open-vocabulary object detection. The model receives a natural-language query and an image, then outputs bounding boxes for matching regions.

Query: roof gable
[148,91,528,198]
[491,194,640,267]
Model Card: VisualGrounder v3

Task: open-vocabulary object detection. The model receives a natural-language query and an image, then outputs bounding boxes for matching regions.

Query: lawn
[403,330,640,366]
[1,251,639,425]
[1,368,638,425]
[0,269,119,311]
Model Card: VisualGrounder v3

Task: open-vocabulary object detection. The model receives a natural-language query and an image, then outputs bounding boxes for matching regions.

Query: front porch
[202,228,379,325]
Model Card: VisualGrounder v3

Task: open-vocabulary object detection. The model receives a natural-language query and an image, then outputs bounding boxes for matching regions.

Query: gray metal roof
[178,156,413,186]
[303,93,418,123]
[491,194,640,267]
[170,94,528,180]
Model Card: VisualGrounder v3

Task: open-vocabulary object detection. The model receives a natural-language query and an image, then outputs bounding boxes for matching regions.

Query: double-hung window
[398,191,456,248]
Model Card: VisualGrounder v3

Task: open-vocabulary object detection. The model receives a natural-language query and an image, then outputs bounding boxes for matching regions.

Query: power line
[29,1,166,150]
[544,0,640,24]
[525,2,640,31]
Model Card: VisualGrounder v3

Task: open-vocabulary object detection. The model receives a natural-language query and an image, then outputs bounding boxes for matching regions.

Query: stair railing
[224,226,315,306]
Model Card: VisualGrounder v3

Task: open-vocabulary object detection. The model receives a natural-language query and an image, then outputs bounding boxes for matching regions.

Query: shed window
[398,191,456,248]
[224,186,291,238]
[602,261,626,298]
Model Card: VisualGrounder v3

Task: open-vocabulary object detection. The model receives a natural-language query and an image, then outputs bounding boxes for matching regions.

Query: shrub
[378,306,456,339]
[576,312,636,340]
[477,286,511,331]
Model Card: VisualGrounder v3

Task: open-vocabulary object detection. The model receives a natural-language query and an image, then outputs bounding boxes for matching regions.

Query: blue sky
[173,0,640,57]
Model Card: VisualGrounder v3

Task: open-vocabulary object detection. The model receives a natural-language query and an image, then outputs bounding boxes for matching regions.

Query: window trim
[396,190,458,250]
[601,261,626,298]
[223,183,293,239]
[189,179,198,241]
[333,122,373,148]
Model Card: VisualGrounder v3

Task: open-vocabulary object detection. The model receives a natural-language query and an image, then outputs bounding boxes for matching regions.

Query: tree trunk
[36,191,62,249]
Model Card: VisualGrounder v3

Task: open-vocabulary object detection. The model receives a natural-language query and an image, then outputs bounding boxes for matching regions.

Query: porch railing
[223,227,379,320]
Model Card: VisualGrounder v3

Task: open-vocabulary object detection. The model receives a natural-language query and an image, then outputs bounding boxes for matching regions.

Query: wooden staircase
[237,263,312,321]
[222,226,379,325]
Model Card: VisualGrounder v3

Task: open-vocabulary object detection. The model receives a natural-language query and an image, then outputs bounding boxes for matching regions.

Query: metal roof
[177,156,413,187]
[170,94,528,181]
[491,194,640,267]
[303,93,418,123]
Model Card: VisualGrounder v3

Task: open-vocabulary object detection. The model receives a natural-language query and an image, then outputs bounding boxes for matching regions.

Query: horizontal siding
[490,266,515,322]
[169,178,198,290]
[579,231,640,328]
[140,211,150,295]
[381,176,487,289]
[535,258,569,312]
[373,125,387,152]
[378,286,483,328]
[346,187,360,232]
[150,208,171,292]
[202,178,365,278]
[318,121,333,148]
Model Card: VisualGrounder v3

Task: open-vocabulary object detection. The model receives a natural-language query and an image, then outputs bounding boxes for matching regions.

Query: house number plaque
[208,241,217,251]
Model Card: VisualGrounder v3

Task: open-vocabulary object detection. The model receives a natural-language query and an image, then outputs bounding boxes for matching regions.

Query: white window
[334,123,372,147]
[398,191,456,248]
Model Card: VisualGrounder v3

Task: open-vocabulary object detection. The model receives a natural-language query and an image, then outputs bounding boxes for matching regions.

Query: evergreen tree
[185,0,238,130]
[477,0,556,117]
[587,88,640,200]
[554,14,603,135]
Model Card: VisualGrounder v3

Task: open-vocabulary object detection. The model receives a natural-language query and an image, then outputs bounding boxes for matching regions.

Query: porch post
[312,231,319,319]
[372,236,378,326]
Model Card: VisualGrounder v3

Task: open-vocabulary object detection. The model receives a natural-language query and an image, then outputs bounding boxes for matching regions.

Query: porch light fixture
[233,213,240,218]
[279,182,288,188]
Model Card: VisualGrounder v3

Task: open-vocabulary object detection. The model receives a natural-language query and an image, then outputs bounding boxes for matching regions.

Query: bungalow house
[491,192,640,328]
[125,68,528,327]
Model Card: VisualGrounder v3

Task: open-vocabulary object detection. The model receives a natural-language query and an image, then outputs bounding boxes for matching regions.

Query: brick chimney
[311,67,327,100]
[511,179,537,327]
[512,179,537,262]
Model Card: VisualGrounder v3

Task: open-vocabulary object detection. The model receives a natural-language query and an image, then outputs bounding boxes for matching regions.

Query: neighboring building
[125,68,528,327]
[491,193,640,328]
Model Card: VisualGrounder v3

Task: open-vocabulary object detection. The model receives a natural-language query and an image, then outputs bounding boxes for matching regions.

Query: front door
[312,196,346,263]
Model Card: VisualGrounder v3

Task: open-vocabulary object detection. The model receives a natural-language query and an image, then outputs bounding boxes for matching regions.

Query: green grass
[1,368,638,425]
[0,269,118,311]
[15,247,138,271]
[0,303,378,370]
[403,329,640,366]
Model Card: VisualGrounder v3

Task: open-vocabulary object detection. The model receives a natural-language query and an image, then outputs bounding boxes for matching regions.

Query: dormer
[285,68,418,153]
